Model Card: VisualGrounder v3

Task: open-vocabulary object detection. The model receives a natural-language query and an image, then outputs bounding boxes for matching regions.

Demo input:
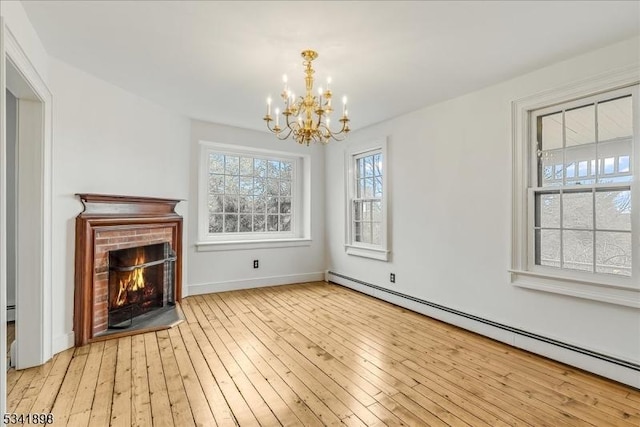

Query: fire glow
[114,254,146,307]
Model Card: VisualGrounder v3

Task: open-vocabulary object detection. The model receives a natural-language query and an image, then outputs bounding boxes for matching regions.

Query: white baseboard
[187,272,325,296]
[53,332,75,354]
[327,271,640,389]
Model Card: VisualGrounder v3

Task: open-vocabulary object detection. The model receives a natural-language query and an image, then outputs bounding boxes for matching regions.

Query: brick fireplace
[74,194,183,346]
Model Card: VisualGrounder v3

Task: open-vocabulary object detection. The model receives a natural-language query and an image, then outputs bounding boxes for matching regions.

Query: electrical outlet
[390,273,395,283]
[253,260,259,269]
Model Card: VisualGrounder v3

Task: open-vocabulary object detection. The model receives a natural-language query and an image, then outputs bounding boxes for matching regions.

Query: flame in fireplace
[114,254,146,307]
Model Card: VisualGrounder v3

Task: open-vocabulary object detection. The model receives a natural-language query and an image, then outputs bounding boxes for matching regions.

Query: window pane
[362,201,371,221]
[539,149,562,187]
[253,215,265,232]
[372,201,382,222]
[209,195,223,213]
[596,190,631,231]
[562,192,593,229]
[565,145,596,185]
[364,156,374,177]
[268,160,280,178]
[280,215,291,232]
[254,177,265,195]
[224,195,238,213]
[238,196,251,213]
[596,232,631,276]
[619,155,630,173]
[535,192,560,228]
[239,215,252,232]
[267,197,278,213]
[281,161,293,180]
[224,214,238,232]
[354,221,361,242]
[225,175,239,193]
[240,157,253,176]
[209,214,223,233]
[267,215,279,231]
[254,158,267,177]
[598,96,632,142]
[209,154,225,174]
[225,156,239,175]
[357,178,366,198]
[540,112,563,151]
[353,200,363,221]
[565,104,595,147]
[374,154,382,176]
[374,176,383,198]
[372,223,381,245]
[280,197,291,214]
[562,230,594,272]
[361,222,372,244]
[364,178,374,198]
[253,196,266,213]
[209,174,224,194]
[535,229,560,268]
[597,140,632,183]
[239,177,253,195]
[267,179,279,196]
[280,181,291,197]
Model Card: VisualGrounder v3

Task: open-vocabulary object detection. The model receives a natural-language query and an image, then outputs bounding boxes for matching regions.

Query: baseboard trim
[187,272,325,296]
[327,271,640,389]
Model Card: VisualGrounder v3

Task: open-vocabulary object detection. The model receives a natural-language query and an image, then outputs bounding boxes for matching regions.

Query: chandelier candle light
[264,49,350,145]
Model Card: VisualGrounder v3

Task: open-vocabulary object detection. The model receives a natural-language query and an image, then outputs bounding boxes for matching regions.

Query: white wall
[49,57,190,352]
[187,120,326,295]
[325,37,640,369]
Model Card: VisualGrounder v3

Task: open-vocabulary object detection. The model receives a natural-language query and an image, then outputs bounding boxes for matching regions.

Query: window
[345,138,389,261]
[511,72,639,308]
[197,141,310,250]
[532,93,633,277]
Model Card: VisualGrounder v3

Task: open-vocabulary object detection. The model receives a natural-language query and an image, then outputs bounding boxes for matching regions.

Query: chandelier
[263,49,350,145]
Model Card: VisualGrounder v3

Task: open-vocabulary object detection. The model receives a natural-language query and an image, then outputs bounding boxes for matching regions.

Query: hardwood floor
[6,282,640,426]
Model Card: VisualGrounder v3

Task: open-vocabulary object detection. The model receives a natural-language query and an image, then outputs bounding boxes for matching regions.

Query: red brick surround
[74,194,182,346]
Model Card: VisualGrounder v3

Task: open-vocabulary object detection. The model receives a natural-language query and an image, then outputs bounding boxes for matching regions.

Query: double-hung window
[512,76,639,307]
[532,90,634,276]
[197,141,310,250]
[345,138,389,261]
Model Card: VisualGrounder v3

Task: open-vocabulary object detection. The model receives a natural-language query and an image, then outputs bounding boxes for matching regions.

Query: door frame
[1,21,53,394]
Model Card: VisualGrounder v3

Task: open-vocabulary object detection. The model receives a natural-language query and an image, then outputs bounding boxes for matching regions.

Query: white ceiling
[21,1,640,132]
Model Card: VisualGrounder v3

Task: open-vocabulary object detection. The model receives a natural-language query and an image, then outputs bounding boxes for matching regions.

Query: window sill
[345,244,390,261]
[509,269,640,308]
[196,238,312,252]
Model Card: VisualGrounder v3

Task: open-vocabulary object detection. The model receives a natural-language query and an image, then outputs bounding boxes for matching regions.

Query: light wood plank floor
[7,282,640,426]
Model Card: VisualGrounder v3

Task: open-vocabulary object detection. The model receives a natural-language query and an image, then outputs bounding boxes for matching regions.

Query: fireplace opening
[108,243,176,329]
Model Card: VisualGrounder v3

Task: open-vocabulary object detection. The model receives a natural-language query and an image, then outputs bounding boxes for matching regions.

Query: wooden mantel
[74,194,183,346]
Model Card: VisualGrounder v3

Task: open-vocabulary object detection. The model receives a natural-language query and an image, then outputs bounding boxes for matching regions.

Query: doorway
[1,23,53,382]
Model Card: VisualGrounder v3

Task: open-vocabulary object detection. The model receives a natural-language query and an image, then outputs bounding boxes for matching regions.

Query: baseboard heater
[327,271,639,373]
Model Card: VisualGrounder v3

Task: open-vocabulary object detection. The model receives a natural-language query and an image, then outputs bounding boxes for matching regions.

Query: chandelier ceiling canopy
[264,49,350,146]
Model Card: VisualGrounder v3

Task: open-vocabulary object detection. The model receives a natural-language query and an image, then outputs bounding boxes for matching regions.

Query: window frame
[511,66,640,308]
[345,138,390,261]
[197,141,311,251]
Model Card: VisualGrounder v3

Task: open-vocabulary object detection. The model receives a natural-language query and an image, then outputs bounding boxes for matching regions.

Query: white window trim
[511,65,640,308]
[196,141,311,251]
[344,137,390,261]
